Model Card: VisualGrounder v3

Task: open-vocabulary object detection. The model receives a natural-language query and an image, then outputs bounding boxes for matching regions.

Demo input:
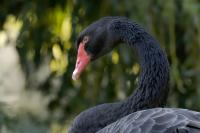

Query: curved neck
[70,18,170,133]
[110,19,170,113]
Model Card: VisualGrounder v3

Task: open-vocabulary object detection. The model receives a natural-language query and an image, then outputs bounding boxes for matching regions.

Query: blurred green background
[0,0,200,132]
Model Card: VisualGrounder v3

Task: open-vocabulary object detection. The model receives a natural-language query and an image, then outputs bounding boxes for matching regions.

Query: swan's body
[70,17,200,133]
[98,108,200,133]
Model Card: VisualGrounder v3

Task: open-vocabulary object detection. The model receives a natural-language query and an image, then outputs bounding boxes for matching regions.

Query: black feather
[69,17,200,133]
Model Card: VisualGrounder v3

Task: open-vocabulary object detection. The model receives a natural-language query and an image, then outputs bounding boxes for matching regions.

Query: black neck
[70,18,170,133]
[110,18,170,113]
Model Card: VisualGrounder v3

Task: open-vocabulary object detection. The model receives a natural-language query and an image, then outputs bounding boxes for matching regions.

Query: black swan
[70,17,200,133]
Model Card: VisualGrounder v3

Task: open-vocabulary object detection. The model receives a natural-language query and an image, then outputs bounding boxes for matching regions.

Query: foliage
[0,0,200,132]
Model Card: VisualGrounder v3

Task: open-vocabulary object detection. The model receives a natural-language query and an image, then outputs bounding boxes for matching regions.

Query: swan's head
[72,17,121,80]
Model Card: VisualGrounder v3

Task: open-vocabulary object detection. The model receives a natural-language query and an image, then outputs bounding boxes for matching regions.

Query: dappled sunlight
[0,13,52,133]
[51,44,68,74]
[3,15,23,44]
[131,63,140,75]
[47,5,72,42]
[0,15,22,47]
[61,17,71,42]
[111,51,119,64]
[0,15,24,105]
[0,31,7,47]
[46,4,72,75]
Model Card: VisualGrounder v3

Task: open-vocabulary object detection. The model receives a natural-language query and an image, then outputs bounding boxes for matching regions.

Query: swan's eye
[83,36,89,44]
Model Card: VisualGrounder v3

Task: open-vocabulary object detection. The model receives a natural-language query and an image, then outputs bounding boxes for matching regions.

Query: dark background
[0,0,200,132]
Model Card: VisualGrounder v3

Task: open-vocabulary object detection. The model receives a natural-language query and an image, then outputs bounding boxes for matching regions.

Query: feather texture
[69,17,200,133]
[98,108,200,133]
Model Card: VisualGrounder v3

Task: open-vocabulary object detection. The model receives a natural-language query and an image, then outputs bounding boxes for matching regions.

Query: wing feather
[97,108,200,133]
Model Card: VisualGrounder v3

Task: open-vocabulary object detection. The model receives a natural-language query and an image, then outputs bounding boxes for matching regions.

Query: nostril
[76,60,81,68]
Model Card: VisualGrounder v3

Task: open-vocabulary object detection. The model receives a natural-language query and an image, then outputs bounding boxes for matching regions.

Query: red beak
[72,42,91,80]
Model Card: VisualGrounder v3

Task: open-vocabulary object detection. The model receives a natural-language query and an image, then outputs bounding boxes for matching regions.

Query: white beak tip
[72,74,78,80]
[72,69,79,80]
